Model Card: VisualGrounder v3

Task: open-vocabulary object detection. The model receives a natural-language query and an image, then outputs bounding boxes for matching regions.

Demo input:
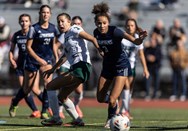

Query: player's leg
[74,84,84,118]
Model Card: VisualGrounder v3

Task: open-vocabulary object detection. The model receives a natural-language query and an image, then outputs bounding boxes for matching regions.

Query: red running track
[1,96,188,109]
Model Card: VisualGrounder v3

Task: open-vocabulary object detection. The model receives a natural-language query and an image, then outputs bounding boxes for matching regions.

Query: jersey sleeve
[58,33,65,45]
[27,26,36,39]
[71,25,84,37]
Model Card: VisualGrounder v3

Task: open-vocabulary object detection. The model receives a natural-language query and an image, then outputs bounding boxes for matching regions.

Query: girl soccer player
[9,5,58,119]
[91,2,147,128]
[9,14,41,118]
[41,12,102,126]
[120,18,150,119]
[58,16,85,119]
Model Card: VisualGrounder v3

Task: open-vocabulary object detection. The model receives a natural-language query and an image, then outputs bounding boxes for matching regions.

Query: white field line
[0,127,47,131]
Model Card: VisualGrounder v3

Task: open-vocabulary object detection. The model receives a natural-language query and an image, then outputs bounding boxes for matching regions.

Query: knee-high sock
[24,94,38,111]
[47,90,60,119]
[62,98,79,120]
[12,88,26,106]
[120,89,130,113]
[42,89,49,113]
[108,103,117,119]
[74,92,83,106]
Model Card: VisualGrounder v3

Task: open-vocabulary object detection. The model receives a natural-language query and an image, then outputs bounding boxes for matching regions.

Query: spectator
[144,34,162,101]
[167,18,186,49]
[0,16,11,70]
[151,19,166,47]
[168,40,188,102]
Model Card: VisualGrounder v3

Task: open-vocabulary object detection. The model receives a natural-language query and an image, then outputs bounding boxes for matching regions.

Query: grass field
[1,105,188,131]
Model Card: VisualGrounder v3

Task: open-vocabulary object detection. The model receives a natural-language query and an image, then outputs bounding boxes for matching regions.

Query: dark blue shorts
[101,63,132,80]
[15,68,24,76]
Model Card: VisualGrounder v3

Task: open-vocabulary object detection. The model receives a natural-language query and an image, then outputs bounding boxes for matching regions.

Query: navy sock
[12,88,26,106]
[108,103,117,119]
[42,89,49,113]
[47,90,60,119]
[24,94,38,111]
[37,92,43,102]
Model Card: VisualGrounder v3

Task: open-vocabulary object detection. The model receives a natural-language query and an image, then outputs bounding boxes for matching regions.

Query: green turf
[0,106,188,131]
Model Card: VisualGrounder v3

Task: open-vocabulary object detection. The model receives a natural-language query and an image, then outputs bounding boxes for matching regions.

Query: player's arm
[79,31,104,56]
[53,37,61,63]
[123,31,147,45]
[138,49,149,79]
[9,41,17,69]
[43,53,67,78]
[26,38,47,66]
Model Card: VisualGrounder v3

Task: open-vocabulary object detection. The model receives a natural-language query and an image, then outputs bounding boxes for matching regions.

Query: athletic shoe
[104,119,111,129]
[59,112,65,119]
[41,113,49,119]
[65,118,85,126]
[29,110,41,118]
[48,108,53,116]
[122,111,133,120]
[41,117,63,126]
[180,95,186,102]
[75,105,83,118]
[169,95,177,102]
[9,101,18,118]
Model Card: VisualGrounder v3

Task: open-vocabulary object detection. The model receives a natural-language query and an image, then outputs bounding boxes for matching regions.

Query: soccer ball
[110,114,130,131]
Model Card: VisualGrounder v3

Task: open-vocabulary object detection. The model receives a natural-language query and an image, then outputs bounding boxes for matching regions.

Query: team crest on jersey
[38,30,41,33]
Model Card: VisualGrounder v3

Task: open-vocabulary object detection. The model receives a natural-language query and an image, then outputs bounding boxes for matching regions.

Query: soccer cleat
[29,110,41,118]
[41,113,49,119]
[75,105,83,118]
[104,119,111,129]
[122,111,133,120]
[9,103,18,118]
[59,112,65,119]
[41,117,63,126]
[48,108,53,116]
[65,118,85,126]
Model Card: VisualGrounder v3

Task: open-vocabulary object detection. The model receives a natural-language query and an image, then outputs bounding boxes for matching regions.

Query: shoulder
[70,25,83,33]
[49,23,56,28]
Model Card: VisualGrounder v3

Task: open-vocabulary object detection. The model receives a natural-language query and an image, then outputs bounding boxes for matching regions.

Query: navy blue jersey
[94,26,130,69]
[27,22,59,65]
[11,30,27,68]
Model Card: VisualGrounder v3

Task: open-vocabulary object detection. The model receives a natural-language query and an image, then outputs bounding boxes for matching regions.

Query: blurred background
[0,0,188,101]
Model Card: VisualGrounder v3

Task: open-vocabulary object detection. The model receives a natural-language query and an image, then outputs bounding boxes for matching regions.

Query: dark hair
[125,18,143,33]
[19,13,31,23]
[91,2,111,23]
[57,13,71,21]
[39,4,51,13]
[72,16,82,23]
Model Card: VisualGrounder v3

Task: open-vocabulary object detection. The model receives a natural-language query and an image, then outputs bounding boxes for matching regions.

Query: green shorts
[59,66,69,73]
[70,61,91,82]
[129,67,136,77]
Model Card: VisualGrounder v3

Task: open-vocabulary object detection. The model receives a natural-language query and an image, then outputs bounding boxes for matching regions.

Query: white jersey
[121,34,144,69]
[58,25,91,66]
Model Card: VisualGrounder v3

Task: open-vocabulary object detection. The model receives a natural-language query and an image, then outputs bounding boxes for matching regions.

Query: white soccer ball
[110,114,131,131]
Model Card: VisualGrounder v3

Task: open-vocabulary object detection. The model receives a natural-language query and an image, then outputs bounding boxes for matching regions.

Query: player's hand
[97,48,104,57]
[10,60,17,69]
[139,30,148,40]
[42,68,54,79]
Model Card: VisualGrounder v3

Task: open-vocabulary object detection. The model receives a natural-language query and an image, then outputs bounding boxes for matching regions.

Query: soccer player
[41,12,102,126]
[9,5,58,119]
[9,13,41,118]
[91,2,147,129]
[58,16,85,119]
[119,18,150,119]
